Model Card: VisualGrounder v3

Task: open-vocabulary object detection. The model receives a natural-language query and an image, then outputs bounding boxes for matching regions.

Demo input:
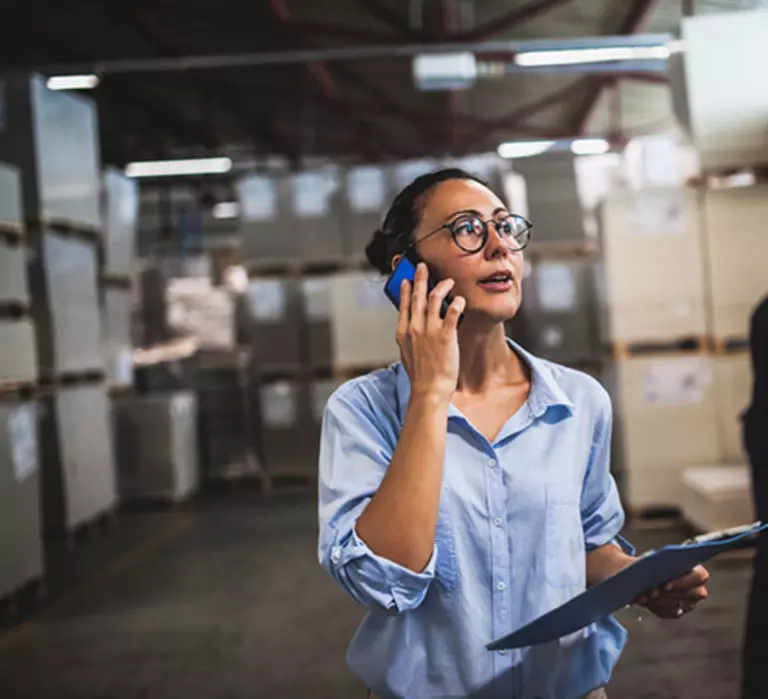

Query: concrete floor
[0,490,755,699]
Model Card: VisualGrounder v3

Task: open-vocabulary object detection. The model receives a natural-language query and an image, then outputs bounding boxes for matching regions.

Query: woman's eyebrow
[443,208,481,222]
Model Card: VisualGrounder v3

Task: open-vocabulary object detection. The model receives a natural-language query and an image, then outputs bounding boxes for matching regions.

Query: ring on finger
[675,603,684,618]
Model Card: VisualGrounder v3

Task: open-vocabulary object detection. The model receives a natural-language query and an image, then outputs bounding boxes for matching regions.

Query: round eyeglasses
[413,212,533,254]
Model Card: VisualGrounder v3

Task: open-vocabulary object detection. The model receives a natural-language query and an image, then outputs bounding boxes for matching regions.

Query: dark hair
[364,167,490,274]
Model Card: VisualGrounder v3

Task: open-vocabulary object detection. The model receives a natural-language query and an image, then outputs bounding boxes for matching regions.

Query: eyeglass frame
[402,209,533,256]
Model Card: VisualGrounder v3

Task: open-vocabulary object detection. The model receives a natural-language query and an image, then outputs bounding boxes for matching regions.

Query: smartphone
[383,250,463,324]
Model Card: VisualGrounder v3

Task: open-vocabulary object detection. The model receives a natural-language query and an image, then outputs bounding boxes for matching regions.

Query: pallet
[46,507,119,549]
[107,384,135,397]
[245,258,374,279]
[0,380,42,401]
[0,577,47,617]
[610,336,709,359]
[710,337,749,354]
[0,301,31,320]
[688,164,768,189]
[38,369,106,387]
[29,218,102,245]
[0,221,25,244]
[100,274,132,290]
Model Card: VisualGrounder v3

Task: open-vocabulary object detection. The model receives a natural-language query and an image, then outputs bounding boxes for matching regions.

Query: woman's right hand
[396,262,466,403]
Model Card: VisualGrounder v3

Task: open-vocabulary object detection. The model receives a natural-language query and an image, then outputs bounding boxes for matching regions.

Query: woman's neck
[455,322,527,394]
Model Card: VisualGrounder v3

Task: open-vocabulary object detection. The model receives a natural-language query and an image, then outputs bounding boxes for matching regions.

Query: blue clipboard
[487,521,767,651]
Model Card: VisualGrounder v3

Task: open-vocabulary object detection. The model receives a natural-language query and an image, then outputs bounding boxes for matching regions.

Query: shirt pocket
[544,481,585,588]
[434,498,459,593]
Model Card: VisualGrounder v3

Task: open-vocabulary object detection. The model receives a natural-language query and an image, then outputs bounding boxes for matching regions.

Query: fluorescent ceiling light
[212,201,239,219]
[571,138,611,156]
[514,45,669,67]
[125,157,233,178]
[46,74,100,91]
[497,140,556,159]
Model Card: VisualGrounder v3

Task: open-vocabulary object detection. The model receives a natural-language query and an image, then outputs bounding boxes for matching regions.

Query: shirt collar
[394,337,575,423]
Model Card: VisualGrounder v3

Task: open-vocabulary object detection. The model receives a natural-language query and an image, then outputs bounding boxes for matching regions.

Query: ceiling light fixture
[514,45,670,68]
[497,140,556,159]
[125,157,233,178]
[46,74,100,91]
[570,138,611,156]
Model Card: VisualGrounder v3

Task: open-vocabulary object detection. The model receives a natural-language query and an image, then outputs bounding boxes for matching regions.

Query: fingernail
[664,583,673,592]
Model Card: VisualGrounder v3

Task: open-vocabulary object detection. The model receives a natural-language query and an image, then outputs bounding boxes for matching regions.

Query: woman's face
[411,178,525,324]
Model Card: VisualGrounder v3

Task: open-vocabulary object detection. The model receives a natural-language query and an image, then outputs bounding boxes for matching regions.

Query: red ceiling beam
[464,78,590,147]
[354,0,417,38]
[269,0,406,160]
[569,0,659,134]
[463,0,578,41]
[286,19,400,45]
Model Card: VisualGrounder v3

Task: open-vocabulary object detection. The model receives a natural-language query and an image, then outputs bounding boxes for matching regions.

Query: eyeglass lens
[449,214,531,253]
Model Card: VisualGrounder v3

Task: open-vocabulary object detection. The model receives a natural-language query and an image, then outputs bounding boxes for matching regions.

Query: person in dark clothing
[742,295,768,699]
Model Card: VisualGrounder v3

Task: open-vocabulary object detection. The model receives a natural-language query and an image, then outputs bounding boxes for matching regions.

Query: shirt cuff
[329,524,437,614]
[612,535,636,557]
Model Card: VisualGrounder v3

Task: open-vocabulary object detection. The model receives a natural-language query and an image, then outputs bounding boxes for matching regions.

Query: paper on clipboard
[487,521,768,651]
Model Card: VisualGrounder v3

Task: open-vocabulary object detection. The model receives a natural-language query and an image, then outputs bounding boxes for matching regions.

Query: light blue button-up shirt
[318,341,632,699]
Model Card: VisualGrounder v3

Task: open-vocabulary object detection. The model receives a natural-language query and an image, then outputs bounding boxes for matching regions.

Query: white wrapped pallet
[112,392,198,503]
[598,187,707,344]
[328,271,399,369]
[0,237,29,305]
[102,288,133,390]
[0,403,44,599]
[0,74,102,230]
[713,354,752,464]
[0,319,38,385]
[702,185,768,341]
[513,153,587,245]
[0,162,23,226]
[40,383,117,535]
[611,355,720,511]
[680,466,755,533]
[102,168,138,277]
[669,9,768,172]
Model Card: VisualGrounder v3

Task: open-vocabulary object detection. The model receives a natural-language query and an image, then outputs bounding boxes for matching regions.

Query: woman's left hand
[635,565,710,619]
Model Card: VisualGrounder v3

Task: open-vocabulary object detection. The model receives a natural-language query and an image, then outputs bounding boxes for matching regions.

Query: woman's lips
[478,278,514,292]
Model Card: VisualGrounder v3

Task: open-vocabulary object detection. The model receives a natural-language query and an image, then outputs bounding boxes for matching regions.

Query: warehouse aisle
[0,492,753,699]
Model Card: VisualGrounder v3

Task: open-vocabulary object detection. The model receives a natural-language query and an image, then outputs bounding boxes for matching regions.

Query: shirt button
[496,581,507,592]
[487,457,497,467]
[331,547,341,563]
[493,517,503,527]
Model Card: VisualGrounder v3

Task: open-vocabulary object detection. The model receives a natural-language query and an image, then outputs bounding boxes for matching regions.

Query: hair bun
[364,228,391,274]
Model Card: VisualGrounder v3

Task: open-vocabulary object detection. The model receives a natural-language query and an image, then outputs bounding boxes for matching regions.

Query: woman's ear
[391,253,402,272]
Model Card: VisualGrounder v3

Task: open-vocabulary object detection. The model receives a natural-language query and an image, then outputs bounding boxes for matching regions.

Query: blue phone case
[383,254,460,322]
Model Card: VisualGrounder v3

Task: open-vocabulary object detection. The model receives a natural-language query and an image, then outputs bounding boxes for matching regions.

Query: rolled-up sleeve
[581,386,635,555]
[317,387,436,614]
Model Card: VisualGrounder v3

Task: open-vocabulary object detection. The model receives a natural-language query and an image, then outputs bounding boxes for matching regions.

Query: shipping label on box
[8,406,38,483]
[247,280,286,321]
[534,263,578,312]
[292,171,337,219]
[643,357,713,406]
[348,166,386,213]
[239,176,277,222]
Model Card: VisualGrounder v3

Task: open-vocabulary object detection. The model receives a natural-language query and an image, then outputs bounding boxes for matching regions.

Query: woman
[317,169,709,699]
